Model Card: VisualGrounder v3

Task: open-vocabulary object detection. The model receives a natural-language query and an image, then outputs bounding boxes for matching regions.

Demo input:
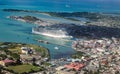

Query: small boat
[54,47,59,50]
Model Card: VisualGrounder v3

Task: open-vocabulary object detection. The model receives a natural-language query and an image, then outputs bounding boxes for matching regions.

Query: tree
[16,58,22,65]
[0,66,3,73]
[115,71,120,74]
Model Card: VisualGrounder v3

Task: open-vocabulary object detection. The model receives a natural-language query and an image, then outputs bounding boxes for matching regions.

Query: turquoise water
[1,0,120,12]
[0,0,120,59]
[0,6,75,59]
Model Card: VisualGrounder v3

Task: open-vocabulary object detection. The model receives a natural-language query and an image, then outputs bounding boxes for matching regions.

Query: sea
[0,0,120,59]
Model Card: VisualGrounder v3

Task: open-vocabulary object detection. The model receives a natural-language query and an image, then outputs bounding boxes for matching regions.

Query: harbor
[0,0,120,74]
[0,8,75,59]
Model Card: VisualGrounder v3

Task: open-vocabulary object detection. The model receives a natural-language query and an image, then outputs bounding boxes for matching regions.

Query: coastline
[0,1,120,73]
[1,8,120,59]
[0,41,50,59]
[0,41,52,73]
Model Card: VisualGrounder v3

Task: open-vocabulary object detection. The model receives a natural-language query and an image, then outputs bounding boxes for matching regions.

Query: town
[1,8,120,74]
[71,37,120,74]
[1,37,119,74]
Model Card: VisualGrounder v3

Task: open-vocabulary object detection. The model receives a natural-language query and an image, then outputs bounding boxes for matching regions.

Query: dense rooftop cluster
[72,38,120,74]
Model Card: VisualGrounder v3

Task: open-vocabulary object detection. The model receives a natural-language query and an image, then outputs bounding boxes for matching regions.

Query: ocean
[0,0,120,12]
[0,0,120,59]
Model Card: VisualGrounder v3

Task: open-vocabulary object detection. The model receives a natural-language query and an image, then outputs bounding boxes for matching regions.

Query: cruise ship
[32,26,72,38]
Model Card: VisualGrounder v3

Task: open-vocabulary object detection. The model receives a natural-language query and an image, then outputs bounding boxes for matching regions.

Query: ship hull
[32,29,72,38]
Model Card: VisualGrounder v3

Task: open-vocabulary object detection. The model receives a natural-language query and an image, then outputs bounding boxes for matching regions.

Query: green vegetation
[0,42,49,73]
[71,51,84,59]
[65,17,80,21]
[26,44,49,58]
[47,12,101,21]
[6,64,42,74]
[42,62,51,66]
[0,54,7,59]
[0,47,20,60]
[22,16,39,22]
[0,42,49,60]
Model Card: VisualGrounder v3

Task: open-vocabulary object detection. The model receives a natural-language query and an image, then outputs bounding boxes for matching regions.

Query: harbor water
[0,0,120,59]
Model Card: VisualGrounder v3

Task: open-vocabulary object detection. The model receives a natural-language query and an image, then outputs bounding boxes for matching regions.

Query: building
[64,62,84,71]
[21,47,33,55]
[0,59,15,66]
[56,66,65,71]
[56,70,75,74]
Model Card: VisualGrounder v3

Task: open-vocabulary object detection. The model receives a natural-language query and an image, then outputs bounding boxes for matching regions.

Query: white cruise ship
[32,26,72,38]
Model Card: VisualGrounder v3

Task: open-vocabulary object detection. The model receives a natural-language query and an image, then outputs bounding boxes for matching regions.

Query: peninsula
[0,42,49,74]
[7,15,120,39]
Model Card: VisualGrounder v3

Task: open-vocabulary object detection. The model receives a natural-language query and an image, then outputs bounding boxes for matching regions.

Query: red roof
[64,62,84,71]
[2,59,15,63]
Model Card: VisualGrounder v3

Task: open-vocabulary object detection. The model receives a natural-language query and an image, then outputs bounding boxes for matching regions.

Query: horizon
[0,0,120,12]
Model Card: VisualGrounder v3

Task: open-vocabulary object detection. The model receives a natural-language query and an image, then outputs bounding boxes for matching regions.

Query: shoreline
[2,8,120,15]
[6,10,120,40]
[0,3,120,73]
[0,41,50,59]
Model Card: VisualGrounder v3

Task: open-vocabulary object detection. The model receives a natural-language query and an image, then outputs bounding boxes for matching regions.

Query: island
[7,15,120,39]
[3,9,120,28]
[7,15,74,38]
